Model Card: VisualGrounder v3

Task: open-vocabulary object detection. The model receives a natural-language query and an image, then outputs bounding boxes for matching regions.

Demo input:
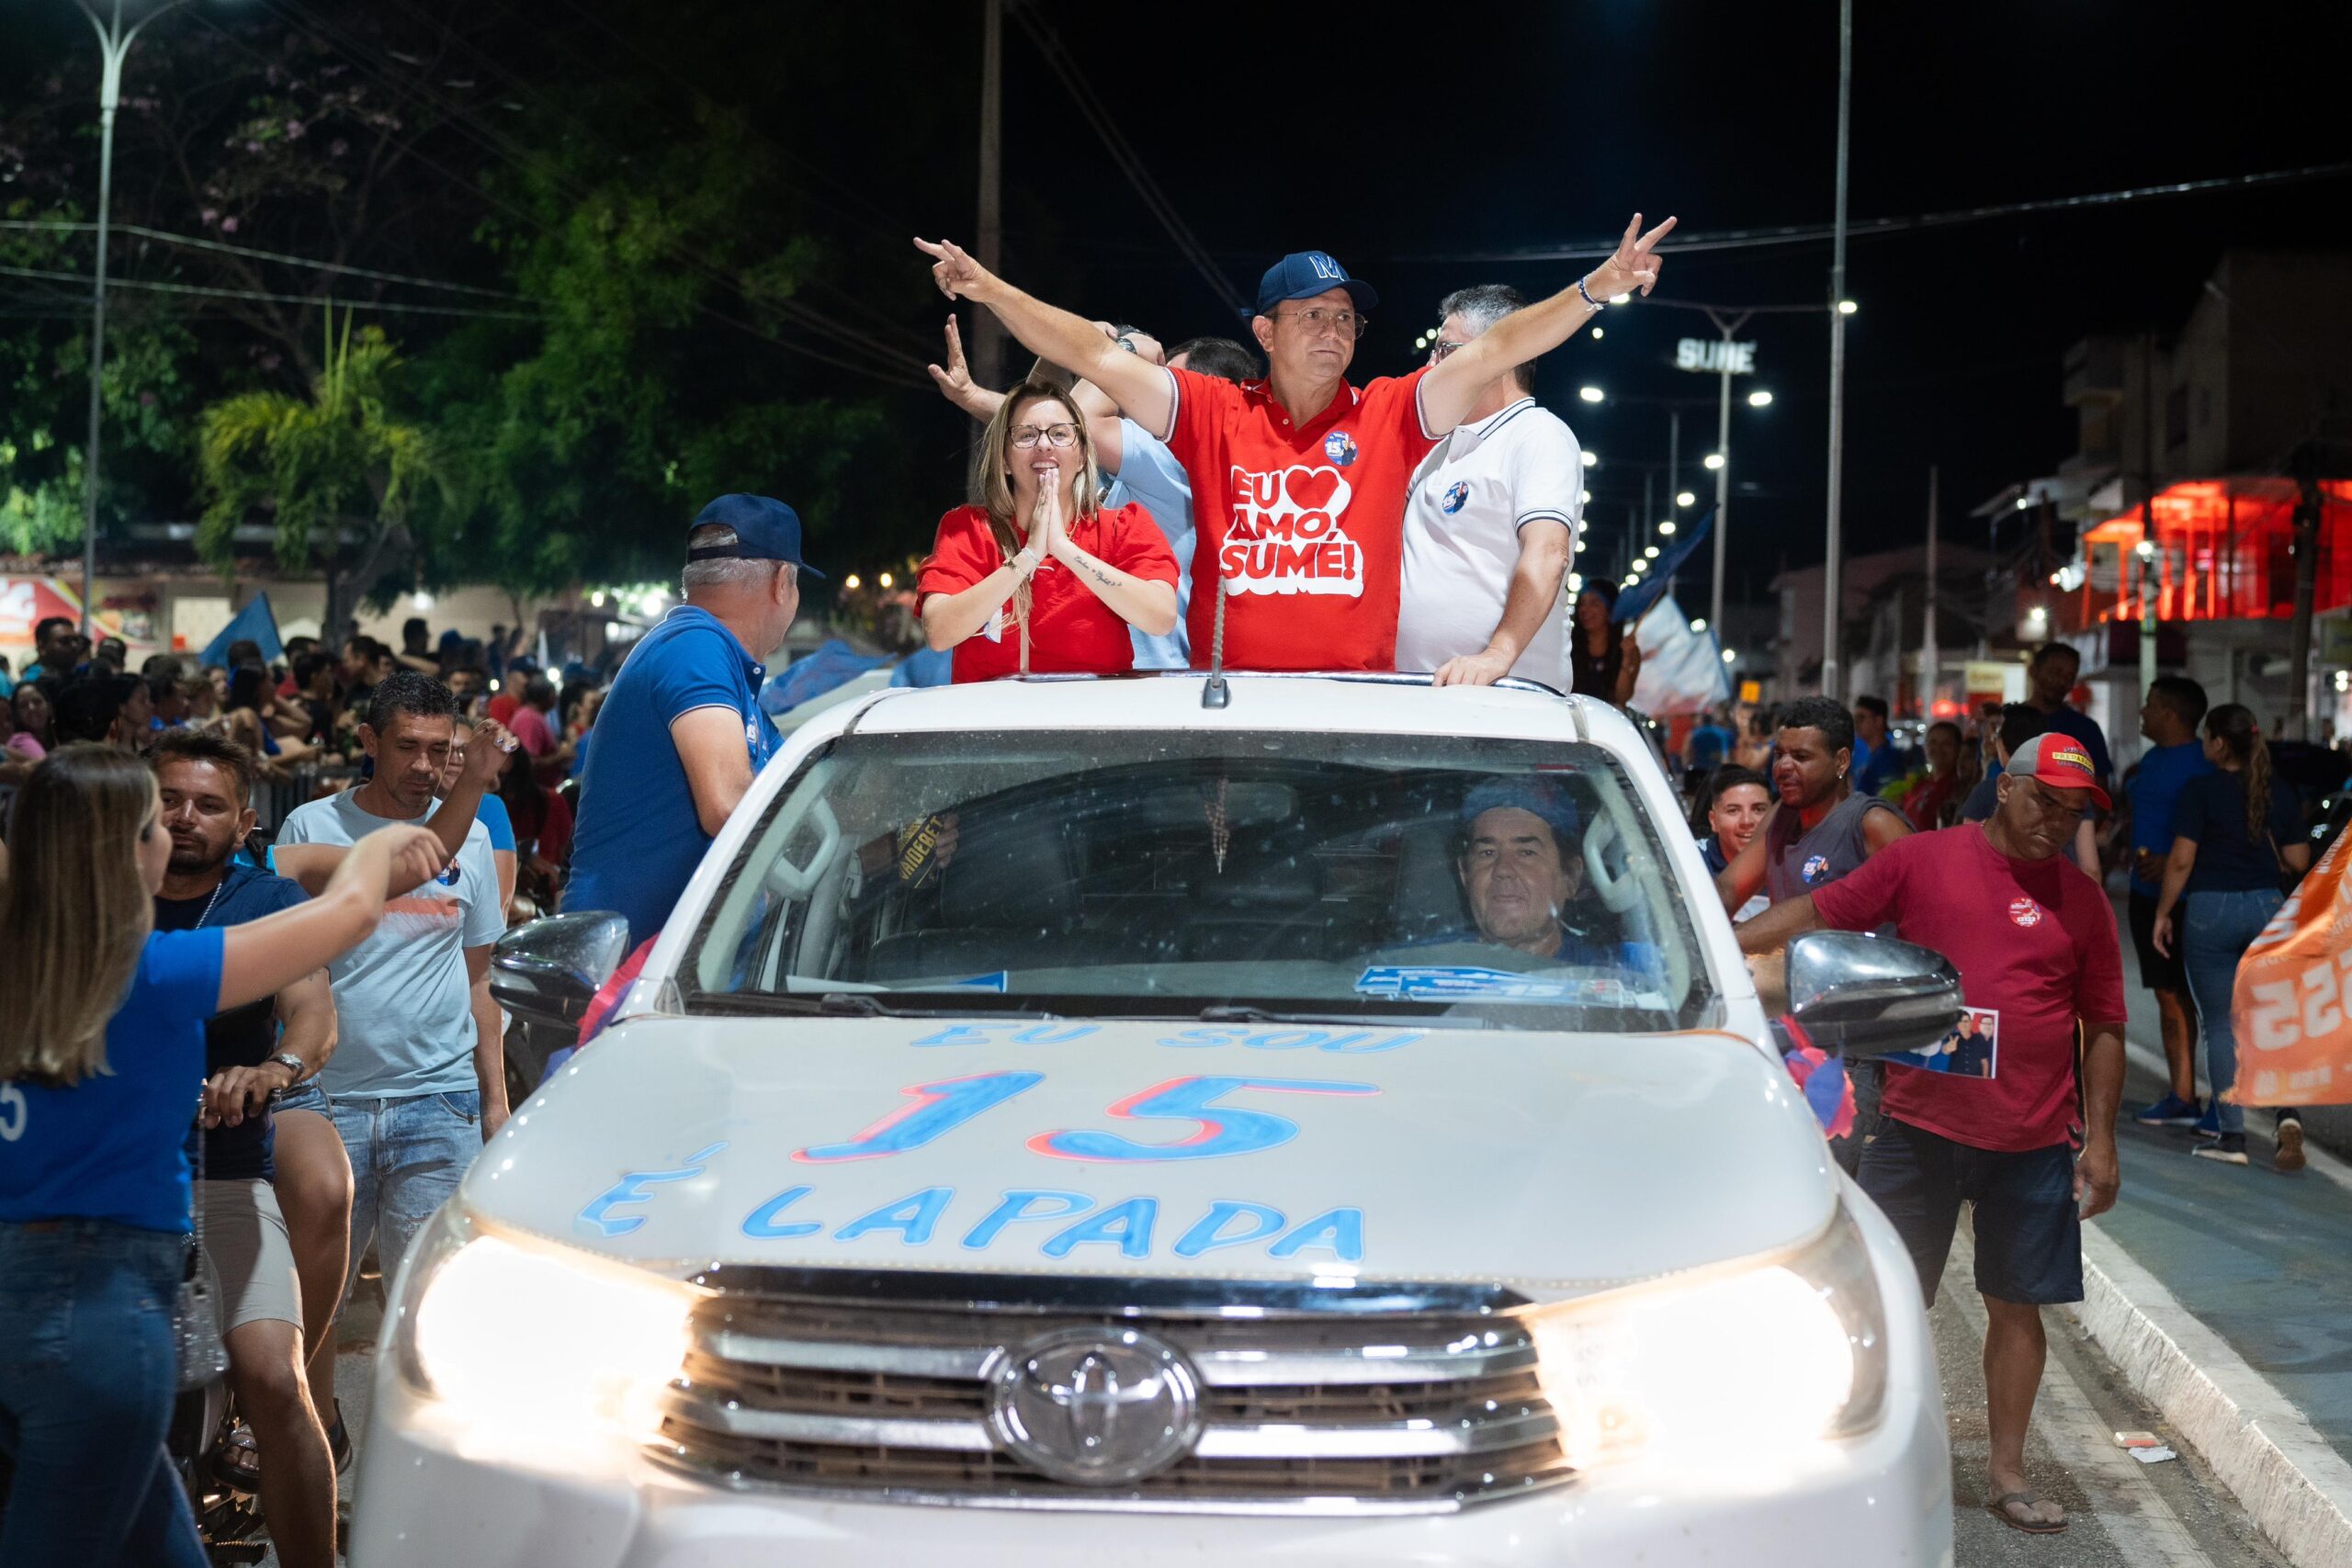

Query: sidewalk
[2067,892,2352,1564]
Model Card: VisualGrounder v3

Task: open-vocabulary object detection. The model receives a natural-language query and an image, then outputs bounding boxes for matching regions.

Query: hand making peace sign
[1586,212,1679,300]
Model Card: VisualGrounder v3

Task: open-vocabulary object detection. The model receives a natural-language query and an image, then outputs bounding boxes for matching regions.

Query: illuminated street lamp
[1702,452,1725,471]
[1837,299,1859,315]
[1578,386,1606,403]
[1658,520,1677,536]
[1747,389,1774,407]
[1675,491,1695,508]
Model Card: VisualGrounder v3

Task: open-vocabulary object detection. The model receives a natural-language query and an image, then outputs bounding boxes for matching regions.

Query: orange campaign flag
[2229,829,2352,1107]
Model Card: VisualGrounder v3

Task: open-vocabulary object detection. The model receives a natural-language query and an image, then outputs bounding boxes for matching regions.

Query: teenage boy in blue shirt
[2127,674,2214,1127]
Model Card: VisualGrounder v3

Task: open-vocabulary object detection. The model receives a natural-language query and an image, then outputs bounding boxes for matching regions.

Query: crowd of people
[1701,662,2327,1536]
[1,209,2339,1562]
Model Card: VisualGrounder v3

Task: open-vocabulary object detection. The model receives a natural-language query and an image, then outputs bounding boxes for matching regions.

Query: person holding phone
[0,745,446,1566]
[918,378,1179,682]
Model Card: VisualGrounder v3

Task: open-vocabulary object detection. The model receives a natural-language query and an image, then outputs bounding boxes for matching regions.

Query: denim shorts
[274,1080,330,1118]
[1860,1117,2084,1306]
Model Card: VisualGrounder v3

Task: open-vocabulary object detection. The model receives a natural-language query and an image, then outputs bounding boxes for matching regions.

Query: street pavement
[2100,893,2352,1478]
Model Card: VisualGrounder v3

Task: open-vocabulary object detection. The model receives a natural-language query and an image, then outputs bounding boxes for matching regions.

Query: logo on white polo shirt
[1222,464,1363,598]
[1442,480,1470,515]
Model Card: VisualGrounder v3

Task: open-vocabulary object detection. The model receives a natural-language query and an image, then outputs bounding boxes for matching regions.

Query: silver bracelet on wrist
[1576,275,1605,311]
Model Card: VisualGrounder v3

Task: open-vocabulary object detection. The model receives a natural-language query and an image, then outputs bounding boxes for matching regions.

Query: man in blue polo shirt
[566,493,818,945]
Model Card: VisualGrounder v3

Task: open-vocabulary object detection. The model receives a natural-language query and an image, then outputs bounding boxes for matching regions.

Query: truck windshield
[681,729,1714,1031]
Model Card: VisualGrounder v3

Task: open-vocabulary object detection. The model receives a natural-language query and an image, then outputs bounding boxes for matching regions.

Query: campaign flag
[1611,509,1714,626]
[2228,829,2352,1106]
[198,592,283,668]
[1629,592,1730,716]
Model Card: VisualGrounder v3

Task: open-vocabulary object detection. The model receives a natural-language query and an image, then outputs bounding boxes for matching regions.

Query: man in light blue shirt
[929,319,1259,670]
[277,671,504,1302]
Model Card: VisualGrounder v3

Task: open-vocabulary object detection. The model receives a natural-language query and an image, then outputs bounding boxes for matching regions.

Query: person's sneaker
[2192,1133,2250,1166]
[2276,1114,2307,1174]
[2192,1102,2222,1137]
[2134,1093,2204,1126]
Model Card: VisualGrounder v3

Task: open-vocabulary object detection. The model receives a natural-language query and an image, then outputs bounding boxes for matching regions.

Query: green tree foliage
[198,307,457,635]
[416,100,893,594]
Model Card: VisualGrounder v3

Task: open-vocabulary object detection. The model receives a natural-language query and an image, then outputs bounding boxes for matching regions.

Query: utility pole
[1922,466,1938,720]
[971,0,1006,394]
[1820,0,1853,698]
[2287,440,2323,740]
[1706,308,1750,639]
[1665,407,1680,599]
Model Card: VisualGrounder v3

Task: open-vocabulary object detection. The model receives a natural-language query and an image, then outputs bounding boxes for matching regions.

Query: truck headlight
[1528,1204,1887,1479]
[387,1206,696,1459]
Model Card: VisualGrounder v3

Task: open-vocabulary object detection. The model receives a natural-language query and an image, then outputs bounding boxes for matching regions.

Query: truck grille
[645,1274,1571,1515]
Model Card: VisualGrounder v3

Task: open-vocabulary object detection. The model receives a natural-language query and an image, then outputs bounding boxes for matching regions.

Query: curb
[2069,1222,2352,1567]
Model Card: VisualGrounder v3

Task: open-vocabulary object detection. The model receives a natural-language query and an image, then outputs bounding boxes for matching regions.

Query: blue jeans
[320,1089,483,1305]
[2182,886,2284,1136]
[0,1220,208,1567]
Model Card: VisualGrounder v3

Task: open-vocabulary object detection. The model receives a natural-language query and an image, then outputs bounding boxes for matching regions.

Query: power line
[1012,5,1240,316]
[0,218,530,299]
[1387,161,2352,264]
[0,263,541,319]
[274,0,932,377]
[209,1,926,384]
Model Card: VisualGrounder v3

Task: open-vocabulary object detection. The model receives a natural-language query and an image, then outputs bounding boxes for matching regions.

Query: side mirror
[492,912,630,1033]
[1786,930,1962,1059]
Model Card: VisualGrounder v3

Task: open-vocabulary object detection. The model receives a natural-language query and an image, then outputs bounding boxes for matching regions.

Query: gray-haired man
[1395,285,1586,688]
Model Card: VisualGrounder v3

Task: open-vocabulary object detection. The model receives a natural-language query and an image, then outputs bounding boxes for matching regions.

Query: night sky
[6,0,2348,601]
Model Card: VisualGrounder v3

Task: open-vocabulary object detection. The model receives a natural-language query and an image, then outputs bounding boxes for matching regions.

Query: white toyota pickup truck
[352,673,1961,1567]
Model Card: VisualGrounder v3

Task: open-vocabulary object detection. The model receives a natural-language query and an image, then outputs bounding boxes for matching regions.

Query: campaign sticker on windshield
[1353,965,1626,1005]
[931,971,1010,993]
[1884,1005,1998,1078]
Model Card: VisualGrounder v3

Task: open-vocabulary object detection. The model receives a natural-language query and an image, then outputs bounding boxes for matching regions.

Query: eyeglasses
[1010,423,1079,449]
[1429,338,1467,362]
[1274,306,1368,340]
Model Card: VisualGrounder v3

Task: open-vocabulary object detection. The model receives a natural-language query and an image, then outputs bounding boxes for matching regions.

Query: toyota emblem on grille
[986,1327,1203,1485]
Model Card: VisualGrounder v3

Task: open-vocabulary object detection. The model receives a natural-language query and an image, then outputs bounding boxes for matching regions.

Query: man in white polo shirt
[1395,285,1584,688]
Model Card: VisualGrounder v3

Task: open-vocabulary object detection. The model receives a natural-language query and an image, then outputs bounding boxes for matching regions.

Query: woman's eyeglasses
[1010,423,1079,449]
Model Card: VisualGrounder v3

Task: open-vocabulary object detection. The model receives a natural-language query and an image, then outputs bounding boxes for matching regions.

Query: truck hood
[464,1015,1838,1297]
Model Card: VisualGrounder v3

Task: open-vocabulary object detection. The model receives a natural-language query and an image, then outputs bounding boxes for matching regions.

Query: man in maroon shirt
[1736,734,2127,1537]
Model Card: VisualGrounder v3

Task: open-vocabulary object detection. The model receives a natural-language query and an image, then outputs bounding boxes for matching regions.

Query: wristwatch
[268,1052,311,1084]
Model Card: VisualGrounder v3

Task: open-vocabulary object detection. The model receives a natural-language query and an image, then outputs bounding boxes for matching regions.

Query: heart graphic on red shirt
[1282,465,1351,517]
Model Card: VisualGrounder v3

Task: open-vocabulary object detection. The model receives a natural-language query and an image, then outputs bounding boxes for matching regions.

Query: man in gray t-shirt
[277,671,505,1302]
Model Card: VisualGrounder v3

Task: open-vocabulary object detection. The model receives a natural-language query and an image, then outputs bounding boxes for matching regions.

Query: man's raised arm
[915,238,1176,438]
[1420,213,1677,436]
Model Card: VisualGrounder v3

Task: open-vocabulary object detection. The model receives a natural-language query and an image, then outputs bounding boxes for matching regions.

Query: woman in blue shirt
[2151,705,2313,1170]
[0,745,446,1566]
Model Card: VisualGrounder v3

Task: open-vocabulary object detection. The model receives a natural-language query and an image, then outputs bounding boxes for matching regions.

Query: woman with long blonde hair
[0,745,446,1565]
[917,378,1179,682]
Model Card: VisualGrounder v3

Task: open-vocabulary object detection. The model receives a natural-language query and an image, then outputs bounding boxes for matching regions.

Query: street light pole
[971,0,1006,395]
[77,1,184,635]
[1704,309,1751,639]
[1820,0,1853,698]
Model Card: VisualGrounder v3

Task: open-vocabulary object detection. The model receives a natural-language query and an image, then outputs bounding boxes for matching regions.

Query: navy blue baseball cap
[690,493,825,581]
[1247,251,1378,321]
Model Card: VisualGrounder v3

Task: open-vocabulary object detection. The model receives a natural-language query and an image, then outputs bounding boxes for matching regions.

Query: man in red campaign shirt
[914,214,1674,671]
[1737,734,2126,1537]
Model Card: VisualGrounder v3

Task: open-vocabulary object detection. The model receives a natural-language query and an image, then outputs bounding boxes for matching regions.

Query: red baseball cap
[2007,733,2109,810]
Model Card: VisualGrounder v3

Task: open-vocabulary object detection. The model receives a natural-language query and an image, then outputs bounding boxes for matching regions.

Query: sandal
[327,1399,355,1474]
[1985,1488,2067,1534]
[215,1420,264,1493]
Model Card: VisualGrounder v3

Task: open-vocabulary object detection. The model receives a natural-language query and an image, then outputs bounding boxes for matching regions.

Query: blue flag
[1612,511,1715,626]
[199,593,284,669]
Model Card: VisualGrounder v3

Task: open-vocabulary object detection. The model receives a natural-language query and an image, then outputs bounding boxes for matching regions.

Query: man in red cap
[914,217,1673,673]
[1734,733,2127,1538]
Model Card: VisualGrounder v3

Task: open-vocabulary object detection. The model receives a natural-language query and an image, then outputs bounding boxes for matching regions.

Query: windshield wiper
[1198,1002,1455,1025]
[815,992,1064,1020]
